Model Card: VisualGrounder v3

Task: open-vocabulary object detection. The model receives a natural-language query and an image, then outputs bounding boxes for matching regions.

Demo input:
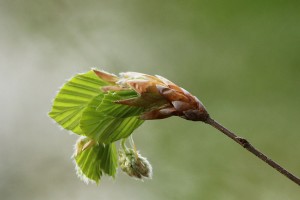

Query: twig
[204,117,300,186]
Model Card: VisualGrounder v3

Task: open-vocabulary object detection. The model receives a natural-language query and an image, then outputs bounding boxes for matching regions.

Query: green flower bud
[119,149,152,179]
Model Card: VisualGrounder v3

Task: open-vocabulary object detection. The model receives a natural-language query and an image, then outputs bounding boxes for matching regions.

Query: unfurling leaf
[80,91,145,144]
[48,70,112,134]
[74,137,118,184]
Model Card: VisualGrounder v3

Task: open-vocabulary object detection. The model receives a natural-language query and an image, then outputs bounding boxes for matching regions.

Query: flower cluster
[119,148,152,179]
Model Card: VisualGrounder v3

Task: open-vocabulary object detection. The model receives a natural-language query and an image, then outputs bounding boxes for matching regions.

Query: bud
[74,136,96,156]
[119,148,152,179]
[93,69,209,122]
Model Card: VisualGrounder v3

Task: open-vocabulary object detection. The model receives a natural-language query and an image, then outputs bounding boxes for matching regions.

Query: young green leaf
[49,70,112,135]
[96,90,144,118]
[80,91,145,143]
[74,138,118,184]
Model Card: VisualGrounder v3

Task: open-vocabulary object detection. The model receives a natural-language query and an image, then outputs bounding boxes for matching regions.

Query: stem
[205,117,300,186]
[121,139,128,153]
[129,135,139,159]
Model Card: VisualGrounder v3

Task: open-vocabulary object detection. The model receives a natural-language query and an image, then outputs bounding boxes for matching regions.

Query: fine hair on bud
[119,149,152,180]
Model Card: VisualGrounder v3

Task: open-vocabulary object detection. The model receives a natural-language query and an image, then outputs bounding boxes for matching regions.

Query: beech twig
[205,117,300,186]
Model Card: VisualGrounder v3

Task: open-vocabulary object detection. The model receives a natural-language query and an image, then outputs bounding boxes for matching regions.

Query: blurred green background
[0,0,299,199]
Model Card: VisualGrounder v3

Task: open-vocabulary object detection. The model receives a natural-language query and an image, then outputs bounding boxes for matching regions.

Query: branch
[204,117,300,186]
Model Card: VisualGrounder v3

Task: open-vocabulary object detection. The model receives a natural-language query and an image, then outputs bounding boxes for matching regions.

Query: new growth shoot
[49,69,300,186]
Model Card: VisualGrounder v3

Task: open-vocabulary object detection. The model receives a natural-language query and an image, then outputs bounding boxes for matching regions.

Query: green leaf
[80,91,145,143]
[100,142,118,176]
[49,70,111,135]
[75,140,118,184]
[96,90,143,118]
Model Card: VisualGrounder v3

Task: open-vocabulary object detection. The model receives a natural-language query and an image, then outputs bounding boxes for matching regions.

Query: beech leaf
[80,91,144,143]
[75,140,118,184]
[49,70,112,135]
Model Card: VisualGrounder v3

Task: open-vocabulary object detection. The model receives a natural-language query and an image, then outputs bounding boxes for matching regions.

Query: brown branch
[204,117,300,186]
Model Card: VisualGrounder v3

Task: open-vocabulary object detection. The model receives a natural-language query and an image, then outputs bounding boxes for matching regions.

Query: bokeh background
[1,0,300,199]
